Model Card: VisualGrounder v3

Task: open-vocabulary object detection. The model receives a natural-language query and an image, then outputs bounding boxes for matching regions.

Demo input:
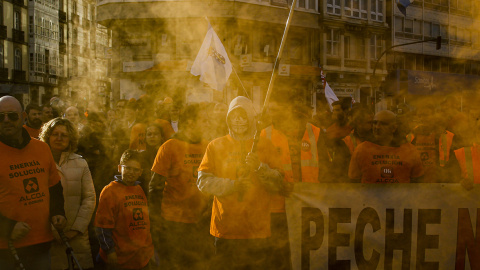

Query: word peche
[301,207,479,269]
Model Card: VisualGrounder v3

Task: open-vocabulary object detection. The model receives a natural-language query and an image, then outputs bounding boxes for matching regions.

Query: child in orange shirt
[95,150,156,270]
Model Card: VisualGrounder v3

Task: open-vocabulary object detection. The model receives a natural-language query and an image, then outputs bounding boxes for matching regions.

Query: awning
[0,84,29,94]
[391,70,480,95]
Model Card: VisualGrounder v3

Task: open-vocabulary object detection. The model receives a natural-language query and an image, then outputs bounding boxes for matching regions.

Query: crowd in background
[1,90,479,270]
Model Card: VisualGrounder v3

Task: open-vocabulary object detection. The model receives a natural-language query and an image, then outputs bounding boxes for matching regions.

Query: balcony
[59,10,67,23]
[12,29,25,43]
[12,70,26,82]
[326,58,341,66]
[0,25,6,40]
[0,68,8,80]
[71,14,80,24]
[13,0,24,6]
[59,42,67,54]
[344,59,366,69]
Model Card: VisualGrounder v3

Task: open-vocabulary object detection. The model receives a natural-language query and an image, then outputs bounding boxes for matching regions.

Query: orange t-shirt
[198,135,282,239]
[349,141,424,183]
[129,123,146,151]
[95,181,154,269]
[154,119,175,141]
[0,139,61,248]
[151,138,209,223]
[412,133,438,183]
[23,125,41,139]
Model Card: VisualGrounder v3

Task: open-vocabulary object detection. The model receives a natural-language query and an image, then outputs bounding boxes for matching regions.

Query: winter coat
[51,152,96,270]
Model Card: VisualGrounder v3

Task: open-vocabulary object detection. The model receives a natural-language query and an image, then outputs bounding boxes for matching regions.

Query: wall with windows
[391,0,480,62]
[28,0,60,85]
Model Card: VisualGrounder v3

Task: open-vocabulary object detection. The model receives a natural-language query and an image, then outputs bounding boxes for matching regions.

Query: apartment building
[28,0,60,104]
[386,0,480,108]
[0,0,29,103]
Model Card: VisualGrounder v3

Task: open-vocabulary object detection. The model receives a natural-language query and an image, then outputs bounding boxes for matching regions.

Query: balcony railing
[326,58,341,66]
[344,59,366,69]
[59,10,67,23]
[12,29,25,43]
[12,70,26,82]
[0,68,8,80]
[59,42,67,54]
[0,25,6,40]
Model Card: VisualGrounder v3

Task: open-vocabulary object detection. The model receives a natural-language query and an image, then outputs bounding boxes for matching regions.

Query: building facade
[0,0,29,104]
[28,0,60,104]
[386,0,480,110]
[96,0,387,110]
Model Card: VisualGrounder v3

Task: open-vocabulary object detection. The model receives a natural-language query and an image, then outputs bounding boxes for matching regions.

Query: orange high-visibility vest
[439,131,454,167]
[260,123,320,213]
[261,123,320,183]
[343,132,359,155]
[454,144,480,184]
[409,130,454,167]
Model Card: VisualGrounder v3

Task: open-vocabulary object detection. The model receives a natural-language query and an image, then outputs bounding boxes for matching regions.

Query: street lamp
[372,36,442,77]
[371,36,442,110]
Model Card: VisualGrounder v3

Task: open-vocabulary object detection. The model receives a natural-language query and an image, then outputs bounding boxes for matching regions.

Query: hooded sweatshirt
[197,96,284,239]
[226,96,257,141]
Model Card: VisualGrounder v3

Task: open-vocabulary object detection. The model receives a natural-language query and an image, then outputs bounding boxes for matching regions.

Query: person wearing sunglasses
[0,96,66,270]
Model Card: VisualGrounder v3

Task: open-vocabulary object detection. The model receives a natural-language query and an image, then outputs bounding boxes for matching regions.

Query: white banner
[285,183,480,269]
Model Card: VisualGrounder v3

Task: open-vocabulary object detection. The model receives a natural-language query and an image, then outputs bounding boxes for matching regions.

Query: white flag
[321,69,338,111]
[191,23,232,91]
[325,81,338,111]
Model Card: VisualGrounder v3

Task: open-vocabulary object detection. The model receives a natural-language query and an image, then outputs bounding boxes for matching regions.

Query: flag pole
[250,0,298,152]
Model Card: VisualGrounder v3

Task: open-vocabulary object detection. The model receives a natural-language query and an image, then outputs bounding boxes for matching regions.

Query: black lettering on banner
[455,208,480,269]
[301,207,324,270]
[354,207,381,270]
[385,209,412,270]
[416,209,441,270]
[328,208,351,270]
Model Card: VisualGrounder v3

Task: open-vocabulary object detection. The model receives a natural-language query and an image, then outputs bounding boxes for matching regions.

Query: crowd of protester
[0,91,478,270]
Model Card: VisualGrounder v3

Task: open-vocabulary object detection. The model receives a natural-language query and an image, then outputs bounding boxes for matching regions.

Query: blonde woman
[40,118,96,270]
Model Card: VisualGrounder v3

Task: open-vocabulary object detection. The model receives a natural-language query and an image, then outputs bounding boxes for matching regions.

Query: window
[344,36,350,58]
[73,1,77,14]
[371,0,383,21]
[357,38,365,59]
[345,0,367,19]
[370,34,383,59]
[59,26,64,43]
[326,29,339,56]
[29,16,34,35]
[405,19,413,33]
[0,4,3,25]
[395,17,403,32]
[83,4,88,19]
[413,20,422,35]
[432,23,440,37]
[297,0,316,10]
[14,48,22,70]
[29,53,34,71]
[0,45,3,68]
[14,10,21,30]
[327,0,341,15]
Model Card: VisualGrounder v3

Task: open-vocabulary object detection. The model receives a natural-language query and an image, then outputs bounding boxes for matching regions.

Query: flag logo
[23,177,39,194]
[191,21,232,91]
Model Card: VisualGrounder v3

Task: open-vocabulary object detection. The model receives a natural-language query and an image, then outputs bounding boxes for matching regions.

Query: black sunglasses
[0,112,20,122]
